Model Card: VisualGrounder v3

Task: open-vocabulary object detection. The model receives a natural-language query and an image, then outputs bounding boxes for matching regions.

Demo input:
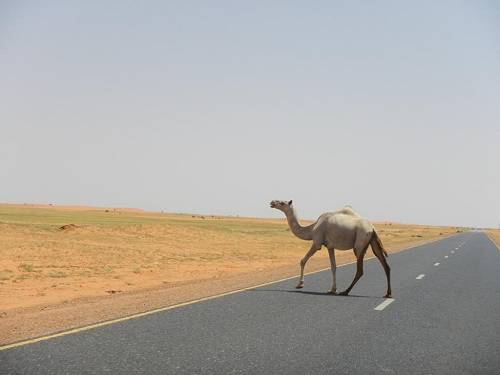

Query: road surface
[1,232,499,374]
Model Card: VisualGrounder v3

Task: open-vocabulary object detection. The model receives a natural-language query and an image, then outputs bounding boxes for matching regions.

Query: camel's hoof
[295,283,304,289]
[384,294,392,298]
[338,290,349,296]
[327,290,337,295]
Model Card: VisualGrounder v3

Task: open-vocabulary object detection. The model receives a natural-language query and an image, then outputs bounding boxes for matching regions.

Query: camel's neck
[284,208,314,241]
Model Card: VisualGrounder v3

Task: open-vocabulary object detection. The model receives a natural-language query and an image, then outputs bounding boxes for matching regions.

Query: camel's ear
[288,200,293,205]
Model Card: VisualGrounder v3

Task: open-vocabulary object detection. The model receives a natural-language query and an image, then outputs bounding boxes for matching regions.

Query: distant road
[1,232,499,374]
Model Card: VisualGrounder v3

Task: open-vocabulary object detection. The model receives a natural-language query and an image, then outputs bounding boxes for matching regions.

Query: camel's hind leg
[378,255,392,298]
[338,233,371,296]
[296,244,320,289]
[338,248,366,296]
[371,239,392,298]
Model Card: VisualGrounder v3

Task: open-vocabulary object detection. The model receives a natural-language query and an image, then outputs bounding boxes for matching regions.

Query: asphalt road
[1,232,499,374]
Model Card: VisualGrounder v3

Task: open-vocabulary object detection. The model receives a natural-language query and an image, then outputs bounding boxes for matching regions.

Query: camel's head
[270,200,293,213]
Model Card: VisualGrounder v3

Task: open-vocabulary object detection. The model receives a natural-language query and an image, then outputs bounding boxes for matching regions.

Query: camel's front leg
[296,244,319,289]
[327,248,337,294]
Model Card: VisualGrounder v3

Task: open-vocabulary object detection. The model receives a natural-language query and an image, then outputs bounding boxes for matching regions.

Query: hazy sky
[1,1,499,228]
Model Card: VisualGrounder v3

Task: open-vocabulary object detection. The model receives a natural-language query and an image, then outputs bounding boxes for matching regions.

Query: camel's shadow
[250,289,378,298]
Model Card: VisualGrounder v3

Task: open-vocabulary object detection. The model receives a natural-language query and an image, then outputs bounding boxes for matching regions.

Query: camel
[270,200,391,298]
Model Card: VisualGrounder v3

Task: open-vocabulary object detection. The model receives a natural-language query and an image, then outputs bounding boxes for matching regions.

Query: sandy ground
[486,229,500,249]
[0,204,463,345]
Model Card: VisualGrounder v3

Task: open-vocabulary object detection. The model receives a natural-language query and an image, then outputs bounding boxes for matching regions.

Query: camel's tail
[371,230,388,258]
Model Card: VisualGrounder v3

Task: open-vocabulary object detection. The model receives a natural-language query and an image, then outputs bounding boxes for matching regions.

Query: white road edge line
[416,274,425,280]
[434,262,440,266]
[374,298,395,311]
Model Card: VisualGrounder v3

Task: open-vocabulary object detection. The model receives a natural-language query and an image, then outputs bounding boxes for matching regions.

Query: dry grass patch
[0,270,14,281]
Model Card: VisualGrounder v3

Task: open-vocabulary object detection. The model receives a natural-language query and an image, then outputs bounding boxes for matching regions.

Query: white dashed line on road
[451,250,455,254]
[434,262,440,266]
[444,255,449,258]
[416,274,425,280]
[374,298,395,311]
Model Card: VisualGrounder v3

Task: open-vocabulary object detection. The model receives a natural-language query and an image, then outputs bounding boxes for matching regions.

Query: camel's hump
[335,206,360,216]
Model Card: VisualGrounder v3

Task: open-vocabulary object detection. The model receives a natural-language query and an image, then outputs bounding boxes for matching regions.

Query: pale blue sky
[1,1,499,227]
